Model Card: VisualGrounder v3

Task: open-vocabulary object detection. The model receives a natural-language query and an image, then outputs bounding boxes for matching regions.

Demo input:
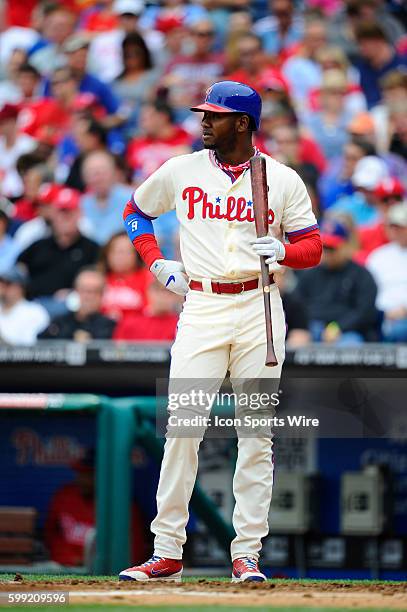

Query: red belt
[189,274,274,295]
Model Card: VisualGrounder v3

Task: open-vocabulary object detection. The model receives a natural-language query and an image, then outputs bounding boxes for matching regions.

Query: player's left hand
[150,259,189,296]
[251,236,286,264]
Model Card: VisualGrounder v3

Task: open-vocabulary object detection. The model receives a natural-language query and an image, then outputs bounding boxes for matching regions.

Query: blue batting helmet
[191,81,262,130]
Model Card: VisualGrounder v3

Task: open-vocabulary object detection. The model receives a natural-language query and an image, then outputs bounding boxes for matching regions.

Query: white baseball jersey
[133,149,317,281]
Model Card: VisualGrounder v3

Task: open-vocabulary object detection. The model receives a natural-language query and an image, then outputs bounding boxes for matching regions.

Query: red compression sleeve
[134,234,163,268]
[123,200,164,268]
[281,229,322,269]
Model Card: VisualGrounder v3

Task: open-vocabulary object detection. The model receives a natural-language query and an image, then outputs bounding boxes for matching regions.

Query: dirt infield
[1,577,407,609]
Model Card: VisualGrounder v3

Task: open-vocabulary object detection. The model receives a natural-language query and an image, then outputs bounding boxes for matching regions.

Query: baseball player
[119,81,322,582]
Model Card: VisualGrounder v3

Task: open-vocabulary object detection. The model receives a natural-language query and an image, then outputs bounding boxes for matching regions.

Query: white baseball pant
[151,281,286,561]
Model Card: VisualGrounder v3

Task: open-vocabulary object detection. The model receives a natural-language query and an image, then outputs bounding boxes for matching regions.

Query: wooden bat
[250,155,278,367]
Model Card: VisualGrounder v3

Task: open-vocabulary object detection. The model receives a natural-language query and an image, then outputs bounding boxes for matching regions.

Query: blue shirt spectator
[254,0,303,57]
[43,71,121,116]
[354,21,407,109]
[303,70,354,160]
[318,139,372,209]
[27,5,76,75]
[81,151,133,245]
[330,156,389,227]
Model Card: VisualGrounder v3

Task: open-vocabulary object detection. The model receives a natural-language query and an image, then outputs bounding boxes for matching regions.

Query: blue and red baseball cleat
[119,555,183,582]
[232,557,267,582]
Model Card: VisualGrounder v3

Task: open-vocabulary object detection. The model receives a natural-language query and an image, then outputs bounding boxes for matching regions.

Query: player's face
[201,111,243,150]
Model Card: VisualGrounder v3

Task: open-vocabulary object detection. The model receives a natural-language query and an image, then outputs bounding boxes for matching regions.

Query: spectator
[127,100,192,183]
[162,18,224,119]
[304,69,354,160]
[44,34,127,133]
[49,67,116,178]
[15,62,42,105]
[11,153,50,223]
[44,448,147,566]
[388,101,407,161]
[254,0,303,60]
[0,19,39,72]
[44,448,98,566]
[65,118,108,192]
[297,218,379,344]
[154,14,187,71]
[40,67,81,144]
[80,0,118,33]
[39,267,115,341]
[16,65,72,145]
[282,17,328,110]
[224,33,269,91]
[139,0,207,33]
[366,202,407,342]
[100,231,150,323]
[329,0,405,59]
[112,32,159,136]
[81,151,133,245]
[0,103,37,198]
[13,182,60,253]
[0,198,19,275]
[264,124,320,193]
[114,278,180,341]
[330,155,389,227]
[258,117,326,175]
[318,138,374,210]
[0,265,49,345]
[225,33,294,101]
[275,269,311,348]
[346,111,407,181]
[257,68,291,109]
[88,0,162,83]
[18,187,99,317]
[307,45,366,118]
[28,4,76,75]
[371,70,407,154]
[356,177,405,264]
[0,49,28,106]
[353,21,407,109]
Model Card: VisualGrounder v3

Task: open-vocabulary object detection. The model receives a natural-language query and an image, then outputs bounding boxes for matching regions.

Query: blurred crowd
[0,0,406,346]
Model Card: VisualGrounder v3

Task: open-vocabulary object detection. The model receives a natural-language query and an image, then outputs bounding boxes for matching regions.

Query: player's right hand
[150,259,189,296]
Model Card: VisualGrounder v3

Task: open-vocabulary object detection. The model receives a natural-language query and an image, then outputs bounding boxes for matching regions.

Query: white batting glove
[150,259,189,296]
[251,236,286,264]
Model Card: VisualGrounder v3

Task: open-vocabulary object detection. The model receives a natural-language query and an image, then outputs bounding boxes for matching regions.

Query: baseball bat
[250,155,278,367]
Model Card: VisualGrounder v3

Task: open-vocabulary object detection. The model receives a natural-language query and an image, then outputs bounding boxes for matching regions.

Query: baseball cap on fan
[63,33,91,54]
[54,187,81,211]
[37,183,62,206]
[113,0,145,15]
[374,177,404,200]
[320,219,350,249]
[351,156,389,191]
[258,70,289,94]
